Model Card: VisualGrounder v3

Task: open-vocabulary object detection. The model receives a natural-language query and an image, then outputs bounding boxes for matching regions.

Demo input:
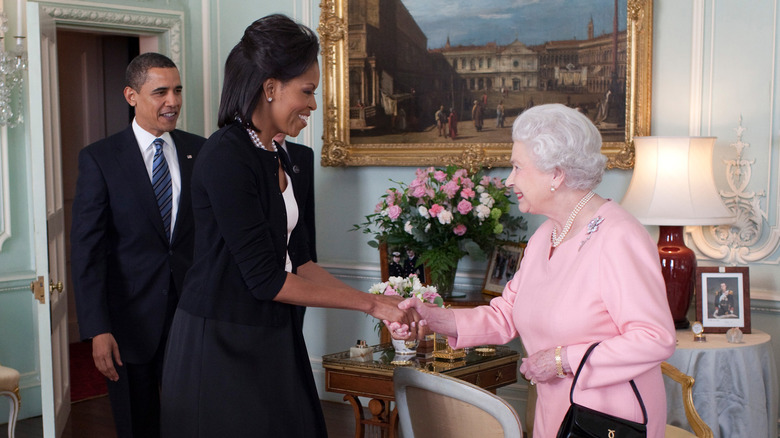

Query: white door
[28,2,71,436]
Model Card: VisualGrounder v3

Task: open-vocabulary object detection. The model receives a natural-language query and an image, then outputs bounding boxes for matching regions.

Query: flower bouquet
[354,165,526,296]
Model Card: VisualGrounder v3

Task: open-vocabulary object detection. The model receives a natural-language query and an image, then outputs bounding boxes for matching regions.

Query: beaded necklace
[551,191,595,248]
[235,116,277,152]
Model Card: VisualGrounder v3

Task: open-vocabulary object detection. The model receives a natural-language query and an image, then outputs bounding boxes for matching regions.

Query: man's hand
[92,333,122,381]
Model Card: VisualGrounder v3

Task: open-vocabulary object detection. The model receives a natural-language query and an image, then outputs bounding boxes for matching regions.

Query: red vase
[657,226,696,329]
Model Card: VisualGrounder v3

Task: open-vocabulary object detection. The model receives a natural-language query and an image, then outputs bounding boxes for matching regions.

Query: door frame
[27,2,185,435]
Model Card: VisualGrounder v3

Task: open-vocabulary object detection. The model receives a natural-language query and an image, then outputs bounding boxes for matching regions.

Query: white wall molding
[37,1,187,128]
[687,0,780,266]
[0,127,11,252]
[690,116,780,264]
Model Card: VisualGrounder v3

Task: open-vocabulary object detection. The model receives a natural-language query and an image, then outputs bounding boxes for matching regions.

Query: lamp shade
[621,136,735,225]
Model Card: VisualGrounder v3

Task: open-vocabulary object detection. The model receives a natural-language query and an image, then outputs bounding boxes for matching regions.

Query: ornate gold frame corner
[319,0,652,169]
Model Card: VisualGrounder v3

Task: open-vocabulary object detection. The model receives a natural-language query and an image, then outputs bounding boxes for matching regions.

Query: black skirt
[161,308,327,437]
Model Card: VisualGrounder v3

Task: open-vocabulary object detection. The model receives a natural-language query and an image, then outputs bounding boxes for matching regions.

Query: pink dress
[450,201,676,438]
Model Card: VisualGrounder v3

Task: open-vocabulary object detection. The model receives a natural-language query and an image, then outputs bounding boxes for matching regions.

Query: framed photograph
[318,0,652,169]
[482,241,526,296]
[378,241,430,282]
[695,267,751,334]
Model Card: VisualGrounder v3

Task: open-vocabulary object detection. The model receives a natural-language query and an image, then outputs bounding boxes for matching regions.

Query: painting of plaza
[347,0,628,145]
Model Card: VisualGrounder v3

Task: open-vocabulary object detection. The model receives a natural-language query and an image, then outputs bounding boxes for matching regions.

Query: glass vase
[430,261,458,299]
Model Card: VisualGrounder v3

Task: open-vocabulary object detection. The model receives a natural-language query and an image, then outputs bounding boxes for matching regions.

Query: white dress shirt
[132,119,181,236]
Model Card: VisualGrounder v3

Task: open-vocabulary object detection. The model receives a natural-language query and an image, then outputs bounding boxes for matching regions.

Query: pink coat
[450,201,676,437]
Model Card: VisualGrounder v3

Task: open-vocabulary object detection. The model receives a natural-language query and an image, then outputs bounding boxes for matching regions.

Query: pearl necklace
[551,191,595,248]
[235,116,277,152]
[245,127,277,152]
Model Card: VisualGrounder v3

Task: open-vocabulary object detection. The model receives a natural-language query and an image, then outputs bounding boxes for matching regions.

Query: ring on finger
[529,378,536,386]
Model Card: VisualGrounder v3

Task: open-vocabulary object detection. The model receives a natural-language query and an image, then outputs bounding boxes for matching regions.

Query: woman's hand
[389,298,457,339]
[520,346,570,385]
[368,294,420,337]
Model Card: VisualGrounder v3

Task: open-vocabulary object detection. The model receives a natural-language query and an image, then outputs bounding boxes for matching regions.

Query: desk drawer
[456,363,517,390]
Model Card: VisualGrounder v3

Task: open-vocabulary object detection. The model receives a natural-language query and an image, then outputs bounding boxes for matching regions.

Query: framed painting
[482,241,526,297]
[318,0,652,169]
[694,267,751,334]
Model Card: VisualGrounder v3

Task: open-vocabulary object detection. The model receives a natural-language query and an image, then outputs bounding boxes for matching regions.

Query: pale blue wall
[0,0,778,431]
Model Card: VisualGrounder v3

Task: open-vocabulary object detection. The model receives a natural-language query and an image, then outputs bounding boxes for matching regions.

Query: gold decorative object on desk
[432,332,466,361]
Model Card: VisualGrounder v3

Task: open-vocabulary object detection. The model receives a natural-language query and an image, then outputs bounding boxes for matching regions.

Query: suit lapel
[114,127,168,242]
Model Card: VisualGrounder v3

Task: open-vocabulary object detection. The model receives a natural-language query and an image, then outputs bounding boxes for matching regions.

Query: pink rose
[442,181,460,198]
[453,169,468,180]
[422,289,441,303]
[434,170,447,182]
[460,187,476,199]
[411,185,427,198]
[374,202,384,213]
[461,177,475,189]
[384,285,399,296]
[457,199,473,214]
[387,205,402,220]
[429,204,444,217]
[492,177,505,189]
[480,175,491,186]
[453,224,467,236]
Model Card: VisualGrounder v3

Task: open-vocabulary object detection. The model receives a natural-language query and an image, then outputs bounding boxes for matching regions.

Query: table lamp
[621,137,735,329]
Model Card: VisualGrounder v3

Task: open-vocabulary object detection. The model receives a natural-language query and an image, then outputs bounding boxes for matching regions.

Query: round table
[665,329,778,438]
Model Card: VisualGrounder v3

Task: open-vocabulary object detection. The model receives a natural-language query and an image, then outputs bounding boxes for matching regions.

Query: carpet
[70,341,108,403]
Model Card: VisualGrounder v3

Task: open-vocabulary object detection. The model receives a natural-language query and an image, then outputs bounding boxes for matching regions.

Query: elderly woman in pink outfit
[395,103,676,437]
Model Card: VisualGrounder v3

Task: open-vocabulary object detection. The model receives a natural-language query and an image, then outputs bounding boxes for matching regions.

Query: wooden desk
[323,344,519,438]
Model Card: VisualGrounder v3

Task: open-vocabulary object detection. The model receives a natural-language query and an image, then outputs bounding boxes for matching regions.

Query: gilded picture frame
[318,0,652,169]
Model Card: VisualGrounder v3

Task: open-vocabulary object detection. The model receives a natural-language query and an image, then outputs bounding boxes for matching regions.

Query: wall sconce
[621,137,735,329]
[0,2,27,127]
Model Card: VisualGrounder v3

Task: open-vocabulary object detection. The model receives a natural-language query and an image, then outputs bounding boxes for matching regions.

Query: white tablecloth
[665,329,778,438]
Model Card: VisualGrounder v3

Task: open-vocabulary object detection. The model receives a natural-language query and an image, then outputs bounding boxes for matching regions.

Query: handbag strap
[568,342,648,425]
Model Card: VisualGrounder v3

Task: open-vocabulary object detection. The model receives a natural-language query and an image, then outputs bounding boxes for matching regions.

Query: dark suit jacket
[71,126,205,364]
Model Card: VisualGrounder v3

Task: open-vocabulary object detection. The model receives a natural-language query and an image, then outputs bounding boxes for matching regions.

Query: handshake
[371,295,456,341]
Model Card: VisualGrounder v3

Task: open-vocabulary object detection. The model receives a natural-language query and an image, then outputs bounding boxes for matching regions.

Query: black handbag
[556,342,648,438]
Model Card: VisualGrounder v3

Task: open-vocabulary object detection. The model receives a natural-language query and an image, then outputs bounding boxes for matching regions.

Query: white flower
[475,204,491,220]
[368,282,387,295]
[380,208,389,217]
[418,205,430,219]
[479,192,495,208]
[438,209,453,225]
[404,221,414,234]
[476,185,486,193]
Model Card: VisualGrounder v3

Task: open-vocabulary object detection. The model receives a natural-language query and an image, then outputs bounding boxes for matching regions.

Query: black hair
[125,52,177,90]
[217,14,320,129]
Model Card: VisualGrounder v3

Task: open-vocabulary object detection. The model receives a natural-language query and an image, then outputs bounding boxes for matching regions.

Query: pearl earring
[550,186,556,192]
[267,97,273,102]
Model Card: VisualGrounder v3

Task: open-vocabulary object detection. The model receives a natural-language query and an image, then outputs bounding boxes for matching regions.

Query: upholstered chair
[393,366,522,438]
[0,362,21,438]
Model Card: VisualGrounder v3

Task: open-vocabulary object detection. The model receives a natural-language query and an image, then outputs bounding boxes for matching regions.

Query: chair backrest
[661,362,714,438]
[393,366,522,438]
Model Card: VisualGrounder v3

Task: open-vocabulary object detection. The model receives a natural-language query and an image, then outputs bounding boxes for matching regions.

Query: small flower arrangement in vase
[369,274,444,354]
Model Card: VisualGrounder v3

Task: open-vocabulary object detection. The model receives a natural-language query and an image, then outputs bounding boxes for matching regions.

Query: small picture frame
[378,241,430,283]
[482,241,526,296]
[695,266,751,334]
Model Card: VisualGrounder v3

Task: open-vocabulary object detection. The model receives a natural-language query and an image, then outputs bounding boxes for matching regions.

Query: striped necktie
[152,138,172,241]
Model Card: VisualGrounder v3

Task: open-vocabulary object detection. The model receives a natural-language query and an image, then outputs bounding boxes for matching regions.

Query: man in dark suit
[70,52,205,438]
